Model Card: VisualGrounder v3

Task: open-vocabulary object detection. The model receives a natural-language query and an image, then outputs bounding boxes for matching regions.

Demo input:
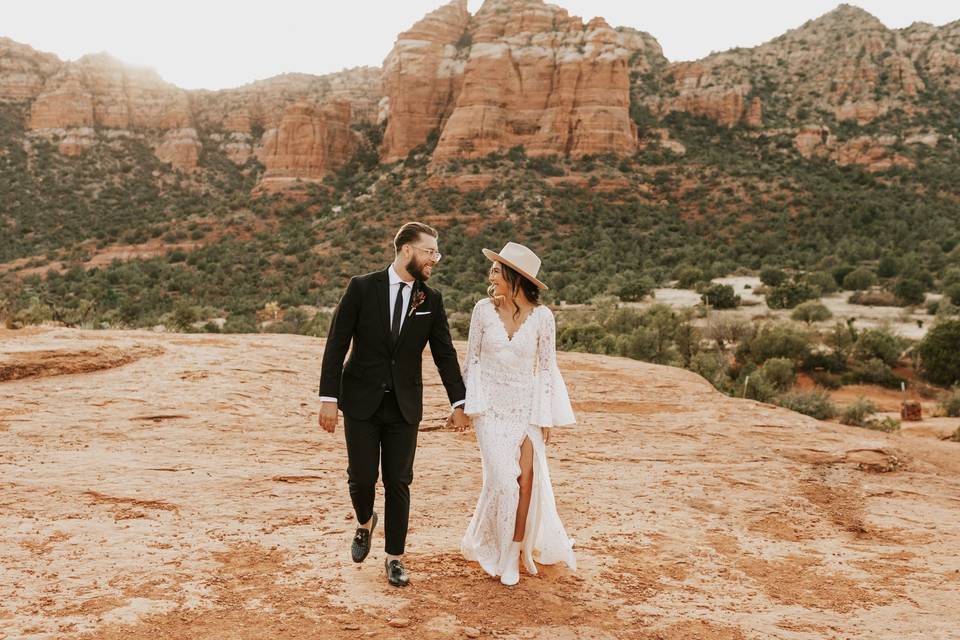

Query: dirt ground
[2,327,959,640]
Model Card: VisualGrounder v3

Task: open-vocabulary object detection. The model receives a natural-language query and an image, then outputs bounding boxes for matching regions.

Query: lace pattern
[460,299,577,577]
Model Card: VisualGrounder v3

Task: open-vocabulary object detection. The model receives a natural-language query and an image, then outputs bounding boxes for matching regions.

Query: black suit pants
[343,390,419,555]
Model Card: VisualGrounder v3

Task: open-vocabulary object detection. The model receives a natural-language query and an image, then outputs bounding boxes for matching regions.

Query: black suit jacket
[319,268,466,425]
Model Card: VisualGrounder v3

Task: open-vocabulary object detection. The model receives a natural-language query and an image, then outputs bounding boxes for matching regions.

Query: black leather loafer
[351,512,377,563]
[385,558,410,587]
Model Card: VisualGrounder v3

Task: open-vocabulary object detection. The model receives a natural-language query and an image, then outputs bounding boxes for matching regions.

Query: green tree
[760,268,787,287]
[893,278,925,306]
[918,320,960,386]
[766,280,818,309]
[842,268,877,291]
[701,283,740,309]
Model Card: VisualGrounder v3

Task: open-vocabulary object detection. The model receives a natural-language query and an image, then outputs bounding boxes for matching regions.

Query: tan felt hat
[482,241,548,290]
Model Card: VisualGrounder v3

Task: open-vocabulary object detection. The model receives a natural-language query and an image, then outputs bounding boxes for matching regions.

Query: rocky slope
[2,2,959,185]
[1,327,958,639]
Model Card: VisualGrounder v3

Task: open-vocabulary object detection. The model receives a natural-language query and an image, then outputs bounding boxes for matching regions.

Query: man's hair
[394,221,438,254]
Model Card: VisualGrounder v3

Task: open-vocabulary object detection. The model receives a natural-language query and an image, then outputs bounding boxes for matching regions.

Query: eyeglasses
[412,246,442,262]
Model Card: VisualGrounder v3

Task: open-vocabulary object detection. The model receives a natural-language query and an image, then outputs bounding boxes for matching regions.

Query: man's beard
[405,255,431,281]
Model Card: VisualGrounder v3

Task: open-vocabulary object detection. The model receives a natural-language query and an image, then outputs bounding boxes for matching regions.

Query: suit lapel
[375,269,391,343]
[393,280,421,352]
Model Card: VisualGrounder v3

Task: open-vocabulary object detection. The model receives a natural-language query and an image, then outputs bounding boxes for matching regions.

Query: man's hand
[542,427,552,445]
[449,406,471,431]
[319,401,339,433]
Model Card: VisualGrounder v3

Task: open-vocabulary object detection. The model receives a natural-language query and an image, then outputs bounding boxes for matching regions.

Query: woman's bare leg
[513,436,534,541]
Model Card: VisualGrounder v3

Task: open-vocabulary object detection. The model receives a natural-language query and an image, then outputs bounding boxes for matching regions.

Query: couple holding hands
[319,222,575,587]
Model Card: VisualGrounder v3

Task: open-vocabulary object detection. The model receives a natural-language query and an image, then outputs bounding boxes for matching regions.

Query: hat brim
[482,248,548,290]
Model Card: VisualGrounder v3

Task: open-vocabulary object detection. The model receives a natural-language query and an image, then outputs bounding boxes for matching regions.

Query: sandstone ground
[2,328,959,639]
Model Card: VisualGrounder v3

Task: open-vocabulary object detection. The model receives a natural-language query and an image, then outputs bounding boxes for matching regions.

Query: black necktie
[391,282,406,344]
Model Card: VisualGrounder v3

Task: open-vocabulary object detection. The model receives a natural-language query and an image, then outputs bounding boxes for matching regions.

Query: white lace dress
[460,298,577,578]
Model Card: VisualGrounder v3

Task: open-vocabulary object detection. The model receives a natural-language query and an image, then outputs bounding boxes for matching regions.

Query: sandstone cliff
[2,1,958,184]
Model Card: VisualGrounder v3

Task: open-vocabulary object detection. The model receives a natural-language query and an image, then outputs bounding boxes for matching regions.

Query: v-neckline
[493,304,537,342]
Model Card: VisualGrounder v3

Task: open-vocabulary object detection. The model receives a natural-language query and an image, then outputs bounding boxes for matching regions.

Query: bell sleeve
[463,299,488,417]
[530,307,576,428]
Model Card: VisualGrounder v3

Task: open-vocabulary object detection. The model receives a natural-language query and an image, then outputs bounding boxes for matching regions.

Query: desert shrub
[843,267,877,291]
[617,275,655,302]
[736,322,812,366]
[803,350,847,373]
[791,300,832,324]
[824,321,857,361]
[944,283,960,306]
[759,357,796,391]
[877,255,902,278]
[848,289,897,306]
[704,316,753,353]
[866,416,901,432]
[893,278,925,306]
[810,370,843,389]
[222,313,259,333]
[803,271,838,295]
[760,268,787,287]
[842,358,904,388]
[938,388,960,417]
[675,266,705,289]
[839,397,878,426]
[853,327,903,366]
[774,390,837,420]
[744,371,778,402]
[701,283,740,309]
[918,320,960,386]
[766,280,818,309]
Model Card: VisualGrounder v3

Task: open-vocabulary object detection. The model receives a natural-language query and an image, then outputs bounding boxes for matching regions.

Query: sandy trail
[1,328,959,639]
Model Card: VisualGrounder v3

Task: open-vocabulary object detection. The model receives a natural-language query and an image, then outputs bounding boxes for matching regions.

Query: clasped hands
[447,406,471,431]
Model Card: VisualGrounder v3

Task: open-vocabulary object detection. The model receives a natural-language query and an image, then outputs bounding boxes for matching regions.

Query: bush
[938,388,960,417]
[701,283,740,309]
[803,271,838,295]
[944,283,960,306]
[865,416,901,433]
[675,266,704,289]
[918,320,960,386]
[877,255,901,278]
[848,289,898,306]
[759,357,796,391]
[842,358,904,388]
[839,397,878,426]
[791,300,832,324]
[736,323,812,365]
[617,276,655,302]
[853,327,903,366]
[893,278,925,306]
[843,267,877,291]
[774,390,837,420]
[766,280,818,309]
[760,268,787,287]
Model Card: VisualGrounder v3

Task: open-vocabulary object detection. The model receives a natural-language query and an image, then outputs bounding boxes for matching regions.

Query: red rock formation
[379,0,471,162]
[0,38,61,100]
[256,101,357,188]
[29,54,190,131]
[57,128,97,157]
[793,125,914,172]
[154,128,202,171]
[428,0,641,163]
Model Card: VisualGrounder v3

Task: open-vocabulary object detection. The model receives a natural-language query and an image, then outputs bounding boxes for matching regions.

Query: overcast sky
[3,1,957,90]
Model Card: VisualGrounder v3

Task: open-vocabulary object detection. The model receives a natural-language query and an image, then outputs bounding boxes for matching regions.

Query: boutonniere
[408,291,426,317]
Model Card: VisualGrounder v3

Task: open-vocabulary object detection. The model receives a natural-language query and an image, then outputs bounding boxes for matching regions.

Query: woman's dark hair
[488,261,541,320]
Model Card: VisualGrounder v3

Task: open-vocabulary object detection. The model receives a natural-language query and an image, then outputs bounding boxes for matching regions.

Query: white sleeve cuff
[319,396,338,403]
[452,400,465,409]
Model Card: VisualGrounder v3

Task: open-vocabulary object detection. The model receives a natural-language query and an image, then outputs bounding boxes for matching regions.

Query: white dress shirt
[321,264,464,410]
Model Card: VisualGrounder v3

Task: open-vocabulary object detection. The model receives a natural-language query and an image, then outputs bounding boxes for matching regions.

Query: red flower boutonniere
[408,291,426,317]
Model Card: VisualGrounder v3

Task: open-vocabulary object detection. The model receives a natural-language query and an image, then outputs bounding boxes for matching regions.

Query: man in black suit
[318,221,469,587]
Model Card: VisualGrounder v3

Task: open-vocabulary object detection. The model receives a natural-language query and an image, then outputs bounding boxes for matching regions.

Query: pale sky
[3,1,957,90]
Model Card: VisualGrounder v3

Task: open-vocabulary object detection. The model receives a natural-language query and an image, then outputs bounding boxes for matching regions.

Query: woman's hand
[542,427,551,445]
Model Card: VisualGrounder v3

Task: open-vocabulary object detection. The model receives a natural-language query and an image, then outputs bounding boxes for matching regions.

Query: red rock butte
[2,0,959,185]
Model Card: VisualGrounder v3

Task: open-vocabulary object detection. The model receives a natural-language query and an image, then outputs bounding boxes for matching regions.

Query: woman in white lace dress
[460,242,576,586]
